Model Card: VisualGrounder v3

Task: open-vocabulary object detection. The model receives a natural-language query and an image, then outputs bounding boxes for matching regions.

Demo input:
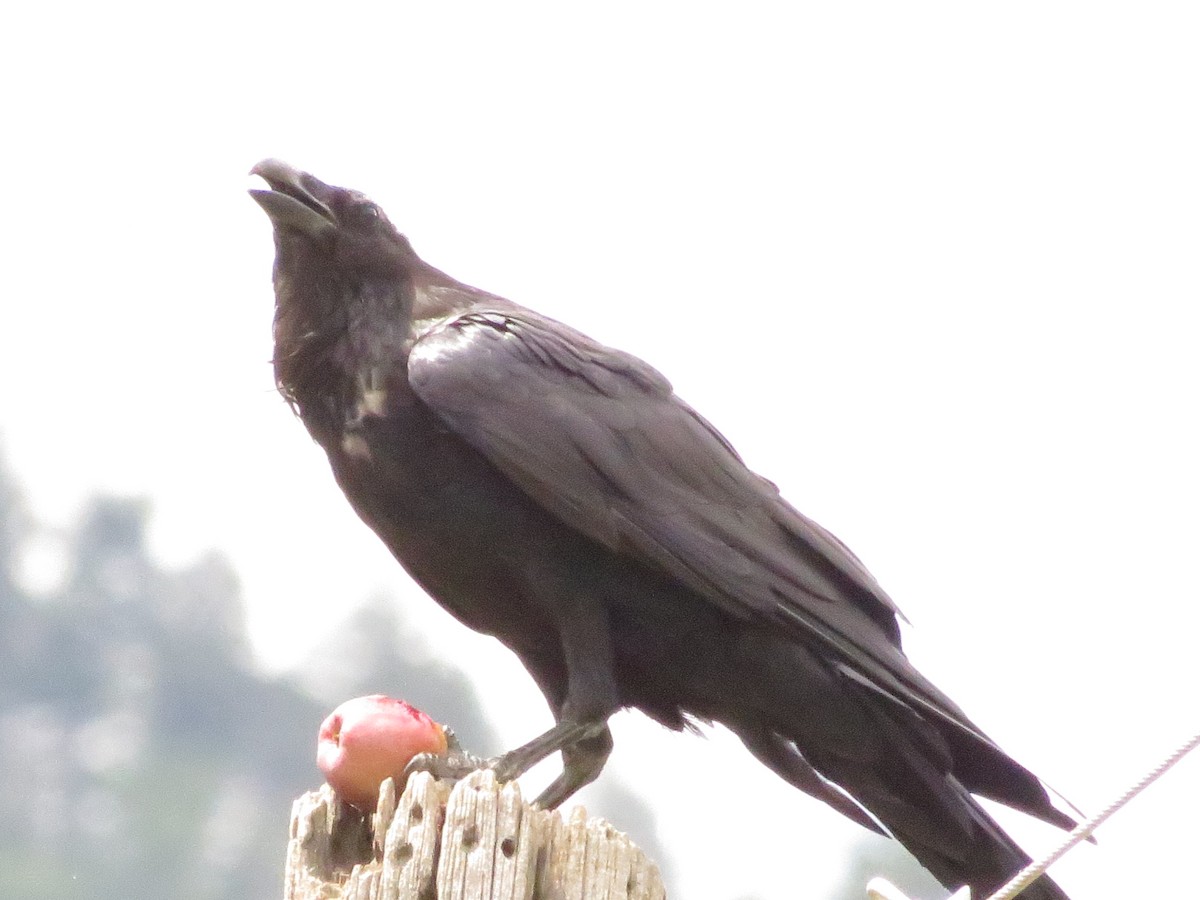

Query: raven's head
[250,160,429,412]
[250,159,420,279]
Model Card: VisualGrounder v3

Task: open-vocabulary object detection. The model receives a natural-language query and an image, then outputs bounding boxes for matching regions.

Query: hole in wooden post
[500,836,516,858]
[411,802,423,822]
[461,823,479,850]
[397,842,413,864]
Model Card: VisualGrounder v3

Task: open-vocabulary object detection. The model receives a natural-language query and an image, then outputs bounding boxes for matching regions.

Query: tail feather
[736,722,888,836]
[943,725,1079,833]
[840,683,1073,899]
[736,679,1075,900]
[869,770,1070,900]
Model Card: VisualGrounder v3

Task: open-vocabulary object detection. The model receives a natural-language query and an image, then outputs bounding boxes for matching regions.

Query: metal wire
[985,728,1200,900]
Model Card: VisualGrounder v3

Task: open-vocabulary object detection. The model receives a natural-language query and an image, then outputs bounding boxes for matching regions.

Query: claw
[402,750,487,783]
[402,727,493,786]
[402,720,611,806]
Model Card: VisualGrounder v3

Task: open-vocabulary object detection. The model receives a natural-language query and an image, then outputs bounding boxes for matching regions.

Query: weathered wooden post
[284,769,666,900]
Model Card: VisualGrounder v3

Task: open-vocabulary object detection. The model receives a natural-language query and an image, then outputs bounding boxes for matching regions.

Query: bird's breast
[338,363,407,461]
[322,399,568,649]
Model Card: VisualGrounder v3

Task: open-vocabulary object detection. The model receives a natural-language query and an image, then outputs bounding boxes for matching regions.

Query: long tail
[734,685,1076,899]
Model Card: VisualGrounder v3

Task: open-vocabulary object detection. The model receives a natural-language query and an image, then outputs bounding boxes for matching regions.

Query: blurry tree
[0,452,668,898]
[0,486,320,900]
[0,454,25,598]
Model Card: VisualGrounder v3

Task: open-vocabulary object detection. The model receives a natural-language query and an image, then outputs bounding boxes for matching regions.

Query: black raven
[250,160,1076,899]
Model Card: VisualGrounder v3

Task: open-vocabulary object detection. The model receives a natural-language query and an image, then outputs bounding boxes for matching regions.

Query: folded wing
[408,310,982,741]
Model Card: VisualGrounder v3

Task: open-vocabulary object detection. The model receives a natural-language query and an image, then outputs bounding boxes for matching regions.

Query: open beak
[249,158,337,238]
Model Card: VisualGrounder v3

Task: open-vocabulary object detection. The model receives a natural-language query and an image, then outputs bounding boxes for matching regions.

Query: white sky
[3,3,1199,898]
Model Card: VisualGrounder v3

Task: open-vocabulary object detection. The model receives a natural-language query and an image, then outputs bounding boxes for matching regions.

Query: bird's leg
[529,724,613,809]
[519,587,620,808]
[405,588,621,802]
[400,719,609,799]
[489,718,609,783]
[484,586,622,808]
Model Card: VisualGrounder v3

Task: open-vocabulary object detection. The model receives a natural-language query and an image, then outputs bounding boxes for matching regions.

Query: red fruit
[317,694,449,809]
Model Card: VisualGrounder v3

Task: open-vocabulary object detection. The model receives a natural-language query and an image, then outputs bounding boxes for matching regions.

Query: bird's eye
[351,202,382,225]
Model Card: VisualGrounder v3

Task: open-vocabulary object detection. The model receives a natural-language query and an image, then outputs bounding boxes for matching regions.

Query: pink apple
[317,694,449,809]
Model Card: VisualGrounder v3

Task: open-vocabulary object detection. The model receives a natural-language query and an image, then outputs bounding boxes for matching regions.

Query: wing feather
[408,310,983,738]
